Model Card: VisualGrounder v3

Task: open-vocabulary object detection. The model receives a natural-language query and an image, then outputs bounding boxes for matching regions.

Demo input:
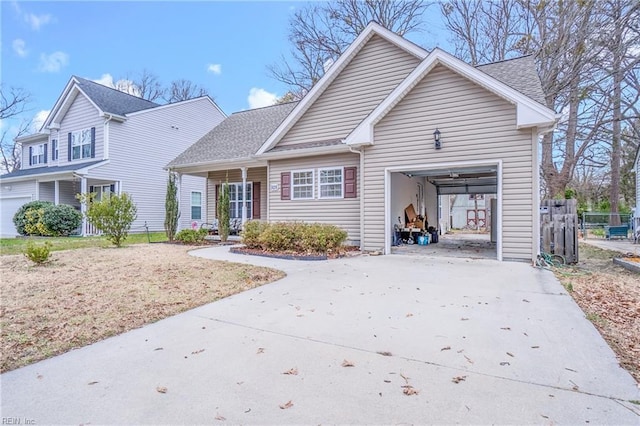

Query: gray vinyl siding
[206,167,267,222]
[57,93,104,166]
[38,182,55,202]
[89,98,225,232]
[364,64,535,261]
[0,180,35,199]
[268,153,360,244]
[179,174,207,230]
[275,35,420,148]
[58,181,80,207]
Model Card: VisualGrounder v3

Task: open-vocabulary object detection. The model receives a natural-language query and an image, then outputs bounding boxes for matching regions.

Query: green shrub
[247,221,347,254]
[175,228,208,244]
[13,201,54,236]
[24,241,52,265]
[77,192,137,247]
[241,220,270,248]
[40,204,82,236]
[164,172,180,242]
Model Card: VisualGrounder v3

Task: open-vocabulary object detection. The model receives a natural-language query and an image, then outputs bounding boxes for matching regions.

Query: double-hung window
[51,139,58,161]
[291,170,314,200]
[191,191,202,220]
[31,144,45,165]
[228,183,252,219]
[319,167,343,198]
[72,129,92,160]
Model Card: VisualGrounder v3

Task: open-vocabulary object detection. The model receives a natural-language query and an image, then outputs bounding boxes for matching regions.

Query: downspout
[348,145,364,251]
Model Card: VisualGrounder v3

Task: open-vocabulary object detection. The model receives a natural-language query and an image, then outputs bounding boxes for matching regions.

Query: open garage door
[386,162,501,260]
[1,196,32,237]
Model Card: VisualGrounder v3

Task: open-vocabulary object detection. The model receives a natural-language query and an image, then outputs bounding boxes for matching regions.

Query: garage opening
[387,163,500,260]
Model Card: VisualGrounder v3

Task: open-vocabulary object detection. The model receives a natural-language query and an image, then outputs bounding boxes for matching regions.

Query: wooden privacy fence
[540,199,578,264]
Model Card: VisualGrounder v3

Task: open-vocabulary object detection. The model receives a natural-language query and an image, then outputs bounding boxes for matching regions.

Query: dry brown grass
[555,243,640,383]
[0,244,284,372]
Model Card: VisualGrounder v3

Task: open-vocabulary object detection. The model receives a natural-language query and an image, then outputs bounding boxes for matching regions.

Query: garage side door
[1,196,32,237]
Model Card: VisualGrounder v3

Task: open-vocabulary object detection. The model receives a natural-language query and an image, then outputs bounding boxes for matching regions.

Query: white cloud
[90,73,141,97]
[38,51,69,73]
[26,13,52,30]
[248,88,278,109]
[12,39,28,57]
[92,73,115,87]
[207,64,222,75]
[32,110,50,132]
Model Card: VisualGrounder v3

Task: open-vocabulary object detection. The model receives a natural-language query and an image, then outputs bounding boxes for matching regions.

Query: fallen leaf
[156,386,168,394]
[406,313,414,317]
[565,367,577,372]
[531,345,540,349]
[257,347,265,354]
[541,414,549,419]
[383,379,391,383]
[36,374,43,380]
[377,351,393,357]
[464,355,474,364]
[215,414,226,421]
[282,367,298,375]
[88,381,98,385]
[500,362,511,366]
[500,327,511,330]
[191,349,205,355]
[452,375,467,384]
[506,352,514,357]
[441,346,451,351]
[402,385,419,395]
[341,359,355,367]
[154,347,163,351]
[522,299,530,303]
[279,400,294,409]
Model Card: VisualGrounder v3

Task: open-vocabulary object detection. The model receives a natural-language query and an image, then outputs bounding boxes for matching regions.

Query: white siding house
[0,76,225,237]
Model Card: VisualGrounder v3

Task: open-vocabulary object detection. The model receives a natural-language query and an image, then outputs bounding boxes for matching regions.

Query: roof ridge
[74,75,159,106]
[230,101,299,116]
[475,55,534,67]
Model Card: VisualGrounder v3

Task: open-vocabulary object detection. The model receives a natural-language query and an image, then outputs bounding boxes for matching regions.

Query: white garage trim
[384,159,503,260]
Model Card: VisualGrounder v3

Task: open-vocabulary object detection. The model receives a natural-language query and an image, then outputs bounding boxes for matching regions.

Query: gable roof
[345,48,558,146]
[255,22,428,156]
[167,102,298,170]
[43,76,159,130]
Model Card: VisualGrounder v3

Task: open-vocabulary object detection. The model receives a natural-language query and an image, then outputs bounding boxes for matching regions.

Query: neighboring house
[447,194,495,230]
[168,22,558,262]
[0,76,225,237]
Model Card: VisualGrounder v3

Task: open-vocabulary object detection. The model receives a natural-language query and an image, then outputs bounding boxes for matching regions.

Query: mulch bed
[230,246,361,261]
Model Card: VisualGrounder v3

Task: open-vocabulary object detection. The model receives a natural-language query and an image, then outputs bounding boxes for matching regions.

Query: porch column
[35,180,40,200]
[54,180,60,205]
[241,167,248,224]
[80,177,88,236]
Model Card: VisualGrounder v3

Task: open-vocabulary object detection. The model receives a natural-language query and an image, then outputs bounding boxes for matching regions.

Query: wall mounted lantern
[433,128,441,150]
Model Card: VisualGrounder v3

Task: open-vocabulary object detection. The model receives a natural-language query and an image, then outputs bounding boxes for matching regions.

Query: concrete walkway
[582,237,639,255]
[2,247,639,424]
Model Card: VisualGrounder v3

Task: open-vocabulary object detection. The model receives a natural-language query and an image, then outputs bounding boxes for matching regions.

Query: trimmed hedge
[13,201,82,237]
[242,221,347,254]
[175,228,208,244]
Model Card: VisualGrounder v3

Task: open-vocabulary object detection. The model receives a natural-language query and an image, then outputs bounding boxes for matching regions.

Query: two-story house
[0,76,226,237]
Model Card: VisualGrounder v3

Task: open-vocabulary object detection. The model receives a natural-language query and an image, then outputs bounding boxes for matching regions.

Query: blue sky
[2,1,450,133]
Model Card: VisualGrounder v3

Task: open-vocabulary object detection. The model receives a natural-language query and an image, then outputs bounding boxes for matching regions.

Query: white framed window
[291,170,314,200]
[72,129,92,160]
[227,182,252,219]
[91,184,115,201]
[31,144,45,165]
[191,191,202,220]
[319,167,343,199]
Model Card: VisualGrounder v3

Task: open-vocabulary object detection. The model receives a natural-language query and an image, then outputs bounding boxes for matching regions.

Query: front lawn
[0,232,168,255]
[0,243,284,372]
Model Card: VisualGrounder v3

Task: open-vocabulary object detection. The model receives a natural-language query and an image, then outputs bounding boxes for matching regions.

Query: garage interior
[390,165,498,259]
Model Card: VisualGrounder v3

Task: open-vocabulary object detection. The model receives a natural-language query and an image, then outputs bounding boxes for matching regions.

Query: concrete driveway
[2,247,639,424]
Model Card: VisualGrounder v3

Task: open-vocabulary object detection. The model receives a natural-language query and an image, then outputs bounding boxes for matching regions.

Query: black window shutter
[110,184,115,193]
[44,144,48,164]
[29,146,33,166]
[281,172,291,200]
[51,140,56,161]
[90,127,96,158]
[344,166,357,199]
[89,185,94,193]
[68,133,72,161]
[252,182,261,219]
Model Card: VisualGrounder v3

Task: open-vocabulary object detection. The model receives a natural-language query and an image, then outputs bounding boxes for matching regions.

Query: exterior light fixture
[434,129,441,150]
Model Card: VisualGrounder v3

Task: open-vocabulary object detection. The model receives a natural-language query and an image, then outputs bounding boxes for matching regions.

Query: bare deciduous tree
[0,86,32,173]
[127,69,165,102]
[163,79,209,103]
[269,0,430,98]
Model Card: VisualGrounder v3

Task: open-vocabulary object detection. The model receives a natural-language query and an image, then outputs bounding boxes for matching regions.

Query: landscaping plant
[242,221,347,254]
[175,228,208,244]
[24,241,52,265]
[217,181,231,242]
[164,172,180,242]
[77,192,137,247]
[13,201,82,237]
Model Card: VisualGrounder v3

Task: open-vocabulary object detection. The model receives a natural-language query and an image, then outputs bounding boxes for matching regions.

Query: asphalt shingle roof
[0,160,106,179]
[476,55,547,106]
[74,77,159,116]
[167,102,298,168]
